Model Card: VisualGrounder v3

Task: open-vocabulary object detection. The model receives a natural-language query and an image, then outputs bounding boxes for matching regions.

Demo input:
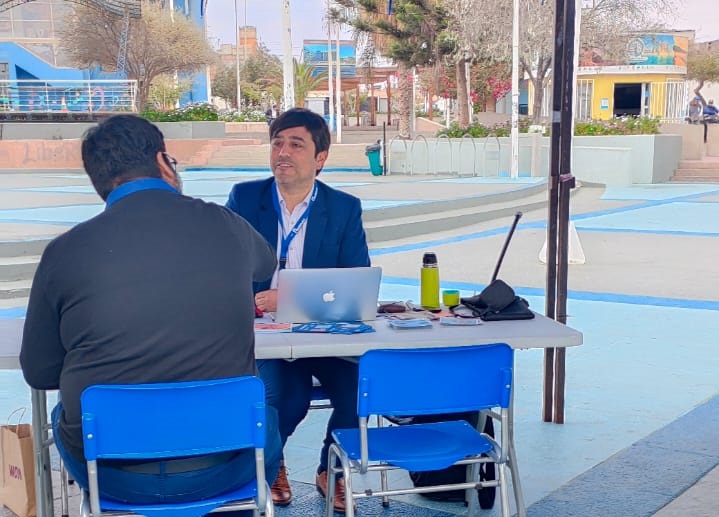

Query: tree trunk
[397,63,412,138]
[136,80,150,112]
[428,83,434,120]
[531,77,544,124]
[456,60,469,128]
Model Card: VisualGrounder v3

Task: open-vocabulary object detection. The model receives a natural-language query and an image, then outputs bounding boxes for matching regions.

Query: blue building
[0,0,209,110]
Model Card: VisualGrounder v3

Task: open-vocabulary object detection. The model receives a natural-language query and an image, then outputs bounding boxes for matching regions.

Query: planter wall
[389,134,681,185]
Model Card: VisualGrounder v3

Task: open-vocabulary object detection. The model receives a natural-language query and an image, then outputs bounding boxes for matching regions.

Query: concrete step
[0,296,28,310]
[0,255,40,282]
[207,144,370,169]
[678,159,719,170]
[365,190,549,243]
[671,169,719,182]
[362,181,546,223]
[0,238,53,258]
[0,279,32,300]
[672,169,719,177]
[670,176,719,183]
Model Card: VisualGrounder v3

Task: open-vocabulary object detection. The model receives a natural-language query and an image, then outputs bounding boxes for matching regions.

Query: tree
[687,44,719,104]
[59,2,216,109]
[517,0,679,123]
[149,74,192,110]
[212,44,283,109]
[294,61,326,108]
[336,0,449,137]
[440,0,512,126]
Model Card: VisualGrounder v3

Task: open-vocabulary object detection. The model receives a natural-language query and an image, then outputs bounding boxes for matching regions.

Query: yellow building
[530,31,694,122]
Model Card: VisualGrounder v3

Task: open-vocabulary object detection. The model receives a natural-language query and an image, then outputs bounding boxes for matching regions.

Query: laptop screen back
[275,267,382,323]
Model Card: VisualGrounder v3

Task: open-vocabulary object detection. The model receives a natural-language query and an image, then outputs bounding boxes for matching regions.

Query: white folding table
[1,313,582,517]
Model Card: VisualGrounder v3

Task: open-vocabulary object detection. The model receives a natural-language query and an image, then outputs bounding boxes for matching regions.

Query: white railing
[536,79,689,123]
[0,79,138,113]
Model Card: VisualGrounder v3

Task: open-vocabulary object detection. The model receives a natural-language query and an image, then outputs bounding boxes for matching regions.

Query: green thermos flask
[420,252,440,310]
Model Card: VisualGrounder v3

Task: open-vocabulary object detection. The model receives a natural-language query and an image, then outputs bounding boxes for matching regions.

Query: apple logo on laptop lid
[322,290,336,303]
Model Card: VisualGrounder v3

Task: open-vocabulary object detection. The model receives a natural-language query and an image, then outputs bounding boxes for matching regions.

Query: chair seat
[97,479,258,517]
[333,420,493,472]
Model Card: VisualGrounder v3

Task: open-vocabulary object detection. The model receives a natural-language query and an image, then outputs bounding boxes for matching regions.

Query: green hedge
[140,103,267,123]
[437,116,661,138]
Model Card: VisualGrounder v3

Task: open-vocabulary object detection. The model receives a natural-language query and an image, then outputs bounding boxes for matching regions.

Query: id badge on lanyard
[272,182,317,270]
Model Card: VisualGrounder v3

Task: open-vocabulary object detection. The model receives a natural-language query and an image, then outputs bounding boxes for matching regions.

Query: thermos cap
[422,252,438,266]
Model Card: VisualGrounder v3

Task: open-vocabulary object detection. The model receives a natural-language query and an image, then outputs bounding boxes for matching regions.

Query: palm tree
[294,61,327,108]
[335,0,448,137]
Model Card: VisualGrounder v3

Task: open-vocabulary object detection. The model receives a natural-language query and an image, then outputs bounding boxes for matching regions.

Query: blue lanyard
[106,178,179,208]
[272,182,318,270]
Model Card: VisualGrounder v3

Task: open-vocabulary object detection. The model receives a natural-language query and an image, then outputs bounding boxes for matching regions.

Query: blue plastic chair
[326,343,521,517]
[79,376,274,517]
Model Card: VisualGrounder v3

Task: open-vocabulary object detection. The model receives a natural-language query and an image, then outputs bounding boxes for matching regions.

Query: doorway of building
[613,83,641,117]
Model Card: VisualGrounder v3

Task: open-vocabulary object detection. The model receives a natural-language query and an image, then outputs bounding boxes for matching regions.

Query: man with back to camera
[20,114,281,508]
[226,107,370,513]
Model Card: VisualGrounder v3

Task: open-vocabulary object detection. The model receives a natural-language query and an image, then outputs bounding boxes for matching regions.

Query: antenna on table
[491,211,523,282]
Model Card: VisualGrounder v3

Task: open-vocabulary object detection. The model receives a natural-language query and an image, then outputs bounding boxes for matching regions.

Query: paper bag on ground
[1,423,37,517]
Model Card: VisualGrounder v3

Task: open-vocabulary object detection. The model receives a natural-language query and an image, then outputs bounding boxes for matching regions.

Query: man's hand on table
[255,289,278,313]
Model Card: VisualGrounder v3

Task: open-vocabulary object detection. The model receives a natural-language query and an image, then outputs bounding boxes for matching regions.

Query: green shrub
[437,116,660,138]
[139,103,220,122]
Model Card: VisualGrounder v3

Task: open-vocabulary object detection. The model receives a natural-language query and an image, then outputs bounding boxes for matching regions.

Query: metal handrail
[410,135,430,175]
[458,134,478,176]
[433,133,452,175]
[388,136,409,175]
[0,79,138,113]
[482,134,502,177]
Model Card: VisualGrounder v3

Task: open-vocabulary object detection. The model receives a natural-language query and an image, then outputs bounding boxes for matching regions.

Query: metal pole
[234,0,241,110]
[543,0,566,423]
[335,20,342,143]
[510,0,519,178]
[281,0,295,108]
[326,0,334,130]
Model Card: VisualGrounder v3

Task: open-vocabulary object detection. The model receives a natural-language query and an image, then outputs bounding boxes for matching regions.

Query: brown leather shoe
[316,470,355,514]
[270,465,292,506]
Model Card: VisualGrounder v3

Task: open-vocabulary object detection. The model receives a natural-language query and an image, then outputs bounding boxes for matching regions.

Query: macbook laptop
[275,267,382,323]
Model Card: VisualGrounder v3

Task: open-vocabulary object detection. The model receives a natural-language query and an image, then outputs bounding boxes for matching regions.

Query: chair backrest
[81,376,266,461]
[357,343,513,418]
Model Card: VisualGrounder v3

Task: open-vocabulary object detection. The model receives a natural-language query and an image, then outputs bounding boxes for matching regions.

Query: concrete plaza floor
[0,166,718,516]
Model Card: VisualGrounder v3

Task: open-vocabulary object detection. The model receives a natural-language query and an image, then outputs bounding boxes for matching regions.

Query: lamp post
[234,0,241,110]
[281,0,295,108]
[510,0,519,178]
[335,19,342,143]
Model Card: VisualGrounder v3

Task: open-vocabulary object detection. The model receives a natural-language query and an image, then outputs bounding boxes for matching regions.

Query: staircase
[0,180,553,302]
[671,156,719,182]
[206,144,371,170]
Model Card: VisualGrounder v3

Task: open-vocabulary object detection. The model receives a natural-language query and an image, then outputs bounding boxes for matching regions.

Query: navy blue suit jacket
[226,177,371,293]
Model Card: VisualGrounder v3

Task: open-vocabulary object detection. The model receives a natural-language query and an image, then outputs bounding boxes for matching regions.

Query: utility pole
[234,0,241,110]
[510,0,519,178]
[281,0,295,108]
[335,19,342,143]
[327,0,334,132]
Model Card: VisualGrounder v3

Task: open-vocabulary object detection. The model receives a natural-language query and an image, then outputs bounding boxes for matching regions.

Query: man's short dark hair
[269,107,331,159]
[81,115,167,200]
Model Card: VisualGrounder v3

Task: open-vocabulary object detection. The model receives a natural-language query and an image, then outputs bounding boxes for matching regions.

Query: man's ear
[315,150,328,175]
[156,151,179,189]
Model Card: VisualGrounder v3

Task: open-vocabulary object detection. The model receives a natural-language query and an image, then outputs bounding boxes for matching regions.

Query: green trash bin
[365,143,383,176]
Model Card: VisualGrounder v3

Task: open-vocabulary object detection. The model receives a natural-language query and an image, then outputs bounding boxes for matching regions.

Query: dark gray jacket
[20,188,276,460]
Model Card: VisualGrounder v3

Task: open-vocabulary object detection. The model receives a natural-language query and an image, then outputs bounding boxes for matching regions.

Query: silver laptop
[275,267,382,323]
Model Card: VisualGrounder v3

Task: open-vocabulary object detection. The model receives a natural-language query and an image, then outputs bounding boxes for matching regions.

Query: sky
[205,0,719,59]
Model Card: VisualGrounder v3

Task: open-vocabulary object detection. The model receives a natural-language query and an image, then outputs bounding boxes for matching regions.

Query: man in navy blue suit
[226,108,370,513]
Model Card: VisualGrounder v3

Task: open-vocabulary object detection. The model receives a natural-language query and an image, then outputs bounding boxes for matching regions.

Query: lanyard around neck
[106,178,179,208]
[272,182,318,270]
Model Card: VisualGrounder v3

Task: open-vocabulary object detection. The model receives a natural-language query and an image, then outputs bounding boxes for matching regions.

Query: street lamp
[234,0,241,110]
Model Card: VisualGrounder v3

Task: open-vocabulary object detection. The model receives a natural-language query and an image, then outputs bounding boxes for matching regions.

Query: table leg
[31,388,54,517]
[508,367,526,517]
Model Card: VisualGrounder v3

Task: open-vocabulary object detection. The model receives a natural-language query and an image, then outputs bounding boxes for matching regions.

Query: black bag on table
[387,412,496,509]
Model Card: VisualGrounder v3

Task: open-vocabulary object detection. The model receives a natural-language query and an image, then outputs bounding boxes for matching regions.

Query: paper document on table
[254,322,292,333]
